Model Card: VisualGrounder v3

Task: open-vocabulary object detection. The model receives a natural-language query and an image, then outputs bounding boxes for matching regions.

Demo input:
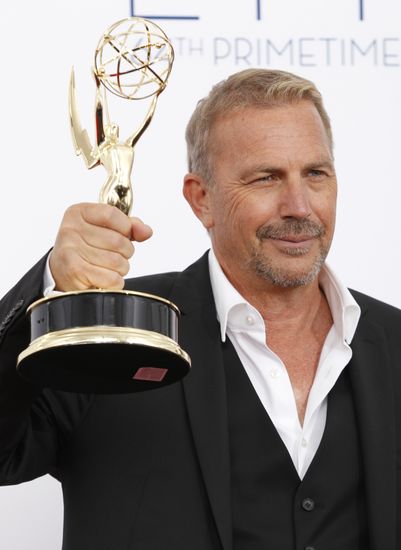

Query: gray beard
[248,219,330,288]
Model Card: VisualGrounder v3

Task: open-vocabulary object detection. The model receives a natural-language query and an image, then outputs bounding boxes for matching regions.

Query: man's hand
[49,203,153,291]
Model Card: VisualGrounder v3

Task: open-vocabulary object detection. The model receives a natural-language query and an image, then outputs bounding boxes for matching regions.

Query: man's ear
[183,173,214,229]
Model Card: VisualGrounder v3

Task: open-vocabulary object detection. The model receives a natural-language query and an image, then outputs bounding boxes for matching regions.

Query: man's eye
[308,169,326,178]
[254,174,277,183]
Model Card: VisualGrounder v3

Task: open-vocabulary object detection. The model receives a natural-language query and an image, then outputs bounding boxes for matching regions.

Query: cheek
[325,199,337,228]
[319,205,337,245]
[228,189,275,223]
[312,190,337,226]
[210,196,254,246]
[221,200,263,236]
[210,185,284,240]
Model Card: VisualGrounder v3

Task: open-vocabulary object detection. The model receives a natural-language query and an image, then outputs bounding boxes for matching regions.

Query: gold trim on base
[27,289,181,315]
[17,326,191,367]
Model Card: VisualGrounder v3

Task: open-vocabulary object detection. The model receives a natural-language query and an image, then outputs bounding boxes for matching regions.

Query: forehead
[208,101,332,168]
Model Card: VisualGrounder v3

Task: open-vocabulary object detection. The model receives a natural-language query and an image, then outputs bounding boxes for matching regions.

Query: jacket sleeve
[0,254,93,485]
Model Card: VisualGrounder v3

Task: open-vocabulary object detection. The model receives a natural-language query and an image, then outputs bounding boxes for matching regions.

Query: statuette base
[18,291,190,394]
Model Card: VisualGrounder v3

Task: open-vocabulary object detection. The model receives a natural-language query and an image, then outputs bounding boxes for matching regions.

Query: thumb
[130,217,153,242]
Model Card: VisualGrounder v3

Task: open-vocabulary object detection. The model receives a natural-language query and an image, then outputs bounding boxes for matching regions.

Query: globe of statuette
[94,17,174,100]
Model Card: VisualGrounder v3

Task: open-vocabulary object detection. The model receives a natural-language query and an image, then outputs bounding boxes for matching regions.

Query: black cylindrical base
[17,290,191,394]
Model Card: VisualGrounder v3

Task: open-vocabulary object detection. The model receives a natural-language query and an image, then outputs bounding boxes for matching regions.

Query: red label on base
[133,367,168,382]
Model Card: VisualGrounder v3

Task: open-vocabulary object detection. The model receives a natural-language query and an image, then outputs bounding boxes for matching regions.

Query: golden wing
[69,67,99,169]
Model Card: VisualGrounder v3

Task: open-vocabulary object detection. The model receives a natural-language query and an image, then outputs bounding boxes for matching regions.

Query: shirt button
[301,438,308,447]
[245,315,255,325]
[301,498,315,512]
[270,369,279,379]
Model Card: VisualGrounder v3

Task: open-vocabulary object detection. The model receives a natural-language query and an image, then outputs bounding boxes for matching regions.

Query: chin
[250,254,326,288]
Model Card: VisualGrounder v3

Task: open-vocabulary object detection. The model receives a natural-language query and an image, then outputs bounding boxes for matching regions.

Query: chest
[256,301,332,419]
[268,330,330,423]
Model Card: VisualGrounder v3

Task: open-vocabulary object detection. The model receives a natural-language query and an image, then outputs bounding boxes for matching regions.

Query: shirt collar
[208,248,361,345]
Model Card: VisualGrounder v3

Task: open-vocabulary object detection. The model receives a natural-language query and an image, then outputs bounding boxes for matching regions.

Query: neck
[217,258,329,334]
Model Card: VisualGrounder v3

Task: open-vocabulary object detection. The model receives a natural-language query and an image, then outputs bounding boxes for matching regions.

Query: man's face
[201,101,337,290]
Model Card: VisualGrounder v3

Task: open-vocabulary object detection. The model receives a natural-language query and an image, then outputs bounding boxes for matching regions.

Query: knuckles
[95,204,116,227]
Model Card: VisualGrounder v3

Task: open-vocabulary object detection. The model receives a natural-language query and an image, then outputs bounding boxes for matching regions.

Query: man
[0,69,400,550]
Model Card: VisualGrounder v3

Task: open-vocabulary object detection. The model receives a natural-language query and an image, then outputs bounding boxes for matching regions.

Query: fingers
[76,223,135,259]
[50,248,126,291]
[49,203,153,292]
[81,203,133,238]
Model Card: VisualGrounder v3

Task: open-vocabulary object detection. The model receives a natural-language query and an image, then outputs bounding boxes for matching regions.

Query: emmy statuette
[17,18,191,393]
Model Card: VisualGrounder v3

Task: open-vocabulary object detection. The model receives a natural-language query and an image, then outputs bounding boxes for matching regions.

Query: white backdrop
[1,1,400,547]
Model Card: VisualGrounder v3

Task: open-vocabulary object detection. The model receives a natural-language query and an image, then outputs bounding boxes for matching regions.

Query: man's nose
[278,178,312,220]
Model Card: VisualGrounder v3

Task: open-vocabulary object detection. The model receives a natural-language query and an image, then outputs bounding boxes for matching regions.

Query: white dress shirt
[43,254,57,296]
[208,248,361,480]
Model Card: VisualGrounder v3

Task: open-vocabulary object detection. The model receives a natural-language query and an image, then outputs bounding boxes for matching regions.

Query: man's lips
[269,234,315,243]
[256,220,325,243]
[264,235,317,251]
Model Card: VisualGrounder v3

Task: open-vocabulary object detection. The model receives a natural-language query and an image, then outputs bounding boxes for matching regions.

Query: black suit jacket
[0,252,400,550]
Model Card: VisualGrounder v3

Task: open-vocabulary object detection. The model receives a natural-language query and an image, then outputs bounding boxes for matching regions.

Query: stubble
[248,219,330,288]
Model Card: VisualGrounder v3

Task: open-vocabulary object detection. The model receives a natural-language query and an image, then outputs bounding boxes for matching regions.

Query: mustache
[256,219,325,240]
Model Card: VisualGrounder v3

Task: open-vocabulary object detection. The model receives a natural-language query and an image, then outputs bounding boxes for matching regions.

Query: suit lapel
[169,254,233,550]
[349,311,397,550]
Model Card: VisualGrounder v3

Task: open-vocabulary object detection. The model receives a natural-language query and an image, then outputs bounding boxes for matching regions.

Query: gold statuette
[69,17,174,214]
[18,19,190,394]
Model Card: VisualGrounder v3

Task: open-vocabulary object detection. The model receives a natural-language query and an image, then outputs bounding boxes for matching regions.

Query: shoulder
[124,270,180,298]
[123,251,211,300]
[350,288,401,329]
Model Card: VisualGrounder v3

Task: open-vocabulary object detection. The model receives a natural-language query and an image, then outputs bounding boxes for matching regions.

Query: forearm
[0,253,49,414]
[0,254,56,481]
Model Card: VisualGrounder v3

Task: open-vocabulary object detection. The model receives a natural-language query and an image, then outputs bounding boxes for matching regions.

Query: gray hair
[185,68,333,182]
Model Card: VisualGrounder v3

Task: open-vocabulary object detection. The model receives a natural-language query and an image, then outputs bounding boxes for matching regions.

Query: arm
[0,254,93,484]
[126,94,158,148]
[0,203,152,484]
